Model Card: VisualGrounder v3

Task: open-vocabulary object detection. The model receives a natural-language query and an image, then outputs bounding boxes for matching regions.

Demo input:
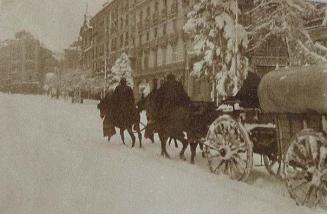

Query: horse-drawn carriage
[203,64,327,207]
[99,64,326,207]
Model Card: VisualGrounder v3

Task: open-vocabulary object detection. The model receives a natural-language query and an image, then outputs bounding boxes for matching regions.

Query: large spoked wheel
[205,115,253,181]
[263,153,283,177]
[285,129,327,208]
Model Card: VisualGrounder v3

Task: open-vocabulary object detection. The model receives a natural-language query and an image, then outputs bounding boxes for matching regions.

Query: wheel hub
[219,146,232,160]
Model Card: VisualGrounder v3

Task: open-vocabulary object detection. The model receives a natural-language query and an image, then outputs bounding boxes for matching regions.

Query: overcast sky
[0,0,108,52]
[0,0,326,52]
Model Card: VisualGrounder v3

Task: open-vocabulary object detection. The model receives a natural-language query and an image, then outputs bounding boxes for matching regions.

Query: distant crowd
[46,87,102,103]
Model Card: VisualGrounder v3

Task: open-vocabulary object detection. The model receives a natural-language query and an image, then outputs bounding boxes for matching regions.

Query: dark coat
[98,92,116,138]
[234,72,261,108]
[111,84,137,129]
[156,79,190,121]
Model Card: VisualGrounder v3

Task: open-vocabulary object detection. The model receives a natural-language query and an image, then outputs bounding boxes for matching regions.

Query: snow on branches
[138,81,151,97]
[249,0,327,65]
[59,69,94,92]
[323,6,327,26]
[107,52,134,91]
[184,0,249,98]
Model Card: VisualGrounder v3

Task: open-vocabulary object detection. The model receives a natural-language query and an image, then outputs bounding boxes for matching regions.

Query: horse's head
[136,96,146,112]
[97,99,107,119]
[137,92,160,122]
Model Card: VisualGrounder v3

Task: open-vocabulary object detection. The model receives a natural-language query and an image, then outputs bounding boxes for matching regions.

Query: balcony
[161,8,167,21]
[150,40,158,50]
[145,18,150,30]
[168,33,179,45]
[158,35,168,47]
[130,25,136,33]
[180,30,188,41]
[137,22,143,34]
[129,47,137,57]
[152,13,159,26]
[143,41,150,51]
[169,3,178,18]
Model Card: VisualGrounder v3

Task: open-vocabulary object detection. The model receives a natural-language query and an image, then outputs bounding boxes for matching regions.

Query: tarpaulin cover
[258,64,327,114]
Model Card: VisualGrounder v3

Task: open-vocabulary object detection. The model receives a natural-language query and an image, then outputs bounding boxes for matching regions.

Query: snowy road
[0,94,324,214]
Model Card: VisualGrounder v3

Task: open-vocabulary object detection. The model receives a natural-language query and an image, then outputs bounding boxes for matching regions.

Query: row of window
[92,41,183,73]
[109,18,179,51]
[106,0,178,35]
[138,42,183,71]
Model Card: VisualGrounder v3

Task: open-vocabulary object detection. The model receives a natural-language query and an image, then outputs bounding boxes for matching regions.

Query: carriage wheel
[263,153,283,177]
[205,115,253,181]
[284,129,327,208]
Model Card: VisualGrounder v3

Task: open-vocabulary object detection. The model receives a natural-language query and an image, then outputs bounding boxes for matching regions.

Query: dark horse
[97,94,142,147]
[137,92,207,164]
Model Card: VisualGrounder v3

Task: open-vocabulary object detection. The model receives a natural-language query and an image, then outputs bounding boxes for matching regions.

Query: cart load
[203,64,327,208]
[258,64,327,114]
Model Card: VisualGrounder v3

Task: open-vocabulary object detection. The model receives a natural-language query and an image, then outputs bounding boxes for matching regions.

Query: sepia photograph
[0,0,327,213]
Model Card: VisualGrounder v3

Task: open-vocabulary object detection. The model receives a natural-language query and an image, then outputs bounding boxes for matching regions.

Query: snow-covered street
[0,94,324,214]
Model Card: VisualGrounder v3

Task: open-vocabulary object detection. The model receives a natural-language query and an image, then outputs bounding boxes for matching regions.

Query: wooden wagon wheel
[284,129,327,208]
[263,153,283,177]
[205,115,253,181]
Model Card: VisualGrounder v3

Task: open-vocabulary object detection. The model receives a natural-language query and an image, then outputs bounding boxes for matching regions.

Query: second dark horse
[137,76,212,164]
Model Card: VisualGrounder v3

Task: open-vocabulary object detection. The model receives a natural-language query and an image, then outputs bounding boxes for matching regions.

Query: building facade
[78,0,208,100]
[79,13,94,71]
[250,2,327,77]
[79,0,327,101]
[0,31,58,93]
[64,48,81,70]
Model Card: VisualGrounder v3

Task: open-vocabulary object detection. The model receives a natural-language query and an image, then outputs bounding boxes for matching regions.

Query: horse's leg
[174,138,178,148]
[120,129,126,145]
[190,142,198,164]
[199,142,205,158]
[135,124,142,148]
[146,124,155,143]
[150,133,155,143]
[137,130,142,148]
[159,133,170,158]
[179,139,188,161]
[127,127,136,147]
[137,131,142,148]
[159,134,165,156]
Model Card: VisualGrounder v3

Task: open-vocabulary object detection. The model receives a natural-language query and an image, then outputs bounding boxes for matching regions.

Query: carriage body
[204,64,327,207]
[257,64,327,151]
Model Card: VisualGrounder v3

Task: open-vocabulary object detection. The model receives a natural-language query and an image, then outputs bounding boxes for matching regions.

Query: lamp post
[235,0,238,77]
[104,13,108,95]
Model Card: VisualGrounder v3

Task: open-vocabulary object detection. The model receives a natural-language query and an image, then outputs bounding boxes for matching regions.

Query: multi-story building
[0,31,41,87]
[0,41,12,89]
[79,0,327,101]
[79,0,206,100]
[250,2,327,76]
[0,30,59,93]
[306,3,327,48]
[64,47,80,70]
[79,13,94,71]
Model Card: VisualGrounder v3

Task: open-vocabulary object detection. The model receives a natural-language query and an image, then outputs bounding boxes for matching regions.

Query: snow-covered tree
[249,0,327,65]
[138,81,151,97]
[323,6,327,26]
[107,52,134,91]
[44,72,58,88]
[184,0,249,98]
